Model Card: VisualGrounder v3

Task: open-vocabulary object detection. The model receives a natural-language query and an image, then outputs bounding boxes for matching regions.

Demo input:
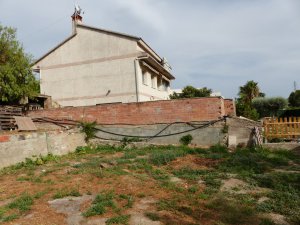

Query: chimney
[71,5,83,34]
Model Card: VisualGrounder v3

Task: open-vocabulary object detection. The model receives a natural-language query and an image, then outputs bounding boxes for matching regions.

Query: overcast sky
[1,0,300,98]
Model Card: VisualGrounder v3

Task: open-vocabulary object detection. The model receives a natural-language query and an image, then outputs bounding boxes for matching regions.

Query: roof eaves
[77,24,141,41]
[32,33,77,66]
[138,55,175,80]
[138,39,162,62]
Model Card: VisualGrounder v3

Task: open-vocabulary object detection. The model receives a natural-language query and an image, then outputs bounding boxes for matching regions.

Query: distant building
[32,9,175,107]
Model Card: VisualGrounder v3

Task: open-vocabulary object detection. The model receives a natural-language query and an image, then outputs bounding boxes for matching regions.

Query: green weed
[106,214,130,225]
[2,213,19,222]
[145,212,160,221]
[80,121,97,142]
[149,149,187,166]
[8,194,33,212]
[52,188,81,199]
[119,194,134,208]
[83,192,117,217]
[179,134,193,146]
[206,195,258,225]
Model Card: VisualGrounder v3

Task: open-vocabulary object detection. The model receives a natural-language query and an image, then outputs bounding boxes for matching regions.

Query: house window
[151,75,156,89]
[142,70,147,85]
[157,77,162,91]
[162,80,170,91]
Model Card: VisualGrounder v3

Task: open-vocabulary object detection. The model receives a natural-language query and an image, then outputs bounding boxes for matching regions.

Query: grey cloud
[1,0,299,98]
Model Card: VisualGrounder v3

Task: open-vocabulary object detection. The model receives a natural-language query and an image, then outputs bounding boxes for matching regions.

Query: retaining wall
[94,120,227,147]
[0,131,85,169]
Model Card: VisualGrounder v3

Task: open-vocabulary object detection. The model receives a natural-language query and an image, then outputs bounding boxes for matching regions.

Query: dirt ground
[0,145,299,225]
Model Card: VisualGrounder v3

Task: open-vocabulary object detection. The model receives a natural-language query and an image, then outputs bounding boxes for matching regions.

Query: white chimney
[71,5,83,34]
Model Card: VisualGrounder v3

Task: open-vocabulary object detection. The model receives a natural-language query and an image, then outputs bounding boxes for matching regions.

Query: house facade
[32,12,175,107]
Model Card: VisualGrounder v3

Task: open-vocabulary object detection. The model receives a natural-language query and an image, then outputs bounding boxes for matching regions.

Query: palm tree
[239,80,261,107]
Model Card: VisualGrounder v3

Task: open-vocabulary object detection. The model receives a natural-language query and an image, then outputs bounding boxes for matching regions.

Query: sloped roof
[77,24,141,41]
[33,24,163,66]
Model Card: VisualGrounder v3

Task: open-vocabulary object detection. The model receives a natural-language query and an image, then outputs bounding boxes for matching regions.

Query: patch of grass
[83,192,116,217]
[121,148,148,160]
[149,149,187,166]
[188,185,198,194]
[0,154,60,175]
[160,181,185,193]
[198,193,210,200]
[157,199,179,212]
[8,193,34,212]
[150,169,169,181]
[75,145,123,155]
[173,167,208,180]
[106,214,130,225]
[2,213,19,222]
[33,190,48,199]
[145,212,160,221]
[17,175,42,183]
[119,194,134,208]
[0,194,33,222]
[206,195,258,225]
[209,144,229,153]
[257,188,300,223]
[52,188,81,199]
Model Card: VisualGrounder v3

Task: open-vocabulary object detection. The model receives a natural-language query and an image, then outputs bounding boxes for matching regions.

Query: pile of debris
[0,106,36,131]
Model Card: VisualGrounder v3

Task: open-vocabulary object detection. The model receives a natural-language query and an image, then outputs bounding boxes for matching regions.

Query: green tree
[252,97,288,118]
[236,80,264,120]
[288,90,300,107]
[0,24,39,104]
[170,85,212,99]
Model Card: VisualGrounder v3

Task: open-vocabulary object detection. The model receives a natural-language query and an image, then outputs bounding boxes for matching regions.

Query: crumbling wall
[0,131,85,169]
[226,117,262,148]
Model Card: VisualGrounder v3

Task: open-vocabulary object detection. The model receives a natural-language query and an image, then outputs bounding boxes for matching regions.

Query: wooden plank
[14,116,37,131]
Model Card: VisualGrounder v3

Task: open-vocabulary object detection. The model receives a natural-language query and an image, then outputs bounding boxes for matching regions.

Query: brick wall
[224,99,236,116]
[28,97,235,125]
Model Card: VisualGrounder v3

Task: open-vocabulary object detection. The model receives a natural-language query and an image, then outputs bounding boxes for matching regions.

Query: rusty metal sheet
[14,116,37,131]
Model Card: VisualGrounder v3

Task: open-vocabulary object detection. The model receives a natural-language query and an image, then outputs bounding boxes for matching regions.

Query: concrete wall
[227,117,261,148]
[33,25,172,106]
[0,131,85,169]
[28,97,235,125]
[35,26,138,107]
[94,121,226,147]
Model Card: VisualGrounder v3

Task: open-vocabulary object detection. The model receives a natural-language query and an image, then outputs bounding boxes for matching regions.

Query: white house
[32,9,175,107]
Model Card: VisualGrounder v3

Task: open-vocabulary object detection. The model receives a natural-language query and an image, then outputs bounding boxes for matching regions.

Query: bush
[179,134,193,146]
[80,121,97,142]
[252,97,288,118]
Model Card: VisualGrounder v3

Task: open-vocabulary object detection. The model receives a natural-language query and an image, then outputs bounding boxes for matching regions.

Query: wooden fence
[263,117,300,140]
